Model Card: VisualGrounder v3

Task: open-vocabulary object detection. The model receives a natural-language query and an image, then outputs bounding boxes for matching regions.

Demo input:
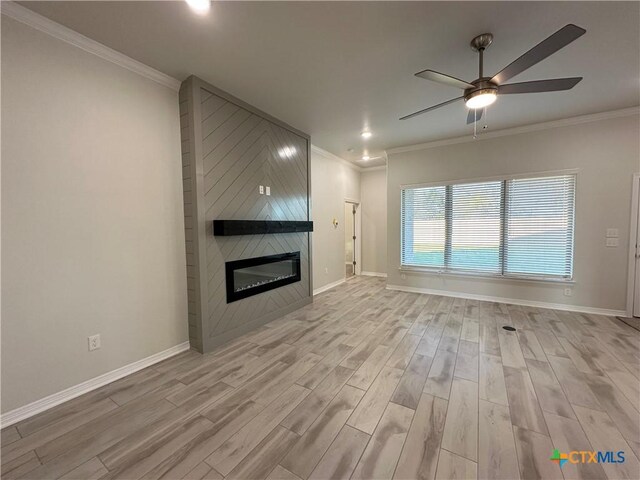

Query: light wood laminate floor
[2,276,639,480]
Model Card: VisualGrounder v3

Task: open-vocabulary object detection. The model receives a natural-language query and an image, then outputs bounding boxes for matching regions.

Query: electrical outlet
[401,273,407,280]
[266,186,271,196]
[563,288,572,297]
[88,334,101,351]
[259,185,264,195]
[606,228,619,238]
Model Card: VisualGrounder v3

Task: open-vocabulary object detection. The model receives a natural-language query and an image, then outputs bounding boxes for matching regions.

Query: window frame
[400,169,577,283]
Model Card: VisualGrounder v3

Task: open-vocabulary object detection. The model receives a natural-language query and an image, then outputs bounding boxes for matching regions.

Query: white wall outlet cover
[563,288,572,297]
[259,185,264,194]
[606,228,619,238]
[88,334,101,351]
[605,238,619,247]
[266,186,271,196]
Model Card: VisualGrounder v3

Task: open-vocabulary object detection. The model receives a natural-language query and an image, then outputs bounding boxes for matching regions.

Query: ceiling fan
[400,24,586,124]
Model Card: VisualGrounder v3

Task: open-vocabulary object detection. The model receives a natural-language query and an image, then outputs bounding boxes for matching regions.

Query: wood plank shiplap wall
[179,83,203,351]
[179,76,312,353]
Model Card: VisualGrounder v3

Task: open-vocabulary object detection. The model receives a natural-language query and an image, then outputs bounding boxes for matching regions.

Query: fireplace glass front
[225,252,301,303]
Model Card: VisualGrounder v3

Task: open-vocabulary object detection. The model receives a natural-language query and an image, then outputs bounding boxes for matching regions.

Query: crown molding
[1,1,181,91]
[311,145,363,173]
[386,106,640,155]
[311,145,388,172]
[361,165,387,172]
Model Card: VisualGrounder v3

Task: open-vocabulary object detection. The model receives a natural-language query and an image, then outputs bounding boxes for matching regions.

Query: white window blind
[401,186,446,268]
[504,175,575,278]
[401,173,576,280]
[450,181,502,273]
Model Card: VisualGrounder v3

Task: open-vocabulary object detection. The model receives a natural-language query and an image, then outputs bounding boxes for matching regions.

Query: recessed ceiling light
[361,131,372,139]
[362,155,370,161]
[186,0,211,14]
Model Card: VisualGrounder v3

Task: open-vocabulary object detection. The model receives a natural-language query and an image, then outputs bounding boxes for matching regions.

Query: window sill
[398,266,575,285]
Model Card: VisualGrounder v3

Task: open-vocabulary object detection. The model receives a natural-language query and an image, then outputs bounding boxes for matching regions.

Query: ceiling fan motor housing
[464,79,498,107]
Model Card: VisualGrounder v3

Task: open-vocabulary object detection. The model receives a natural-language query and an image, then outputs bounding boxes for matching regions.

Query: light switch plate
[266,186,271,196]
[606,238,619,247]
[606,228,619,238]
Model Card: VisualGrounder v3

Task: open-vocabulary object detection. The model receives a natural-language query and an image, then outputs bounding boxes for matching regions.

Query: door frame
[345,198,362,277]
[626,173,640,317]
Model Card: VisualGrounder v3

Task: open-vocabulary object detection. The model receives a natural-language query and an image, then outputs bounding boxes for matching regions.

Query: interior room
[1,1,639,479]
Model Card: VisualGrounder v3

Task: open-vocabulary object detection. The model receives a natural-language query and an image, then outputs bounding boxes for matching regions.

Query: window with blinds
[401,174,576,280]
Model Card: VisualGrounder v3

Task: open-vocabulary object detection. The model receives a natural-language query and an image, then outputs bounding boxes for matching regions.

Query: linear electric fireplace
[225,252,301,303]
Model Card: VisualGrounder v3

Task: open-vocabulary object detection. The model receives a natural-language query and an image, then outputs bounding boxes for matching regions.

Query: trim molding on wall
[386,107,640,155]
[0,342,191,428]
[313,277,346,296]
[311,145,364,173]
[310,145,387,172]
[362,165,387,172]
[361,271,388,278]
[0,1,182,91]
[386,284,626,317]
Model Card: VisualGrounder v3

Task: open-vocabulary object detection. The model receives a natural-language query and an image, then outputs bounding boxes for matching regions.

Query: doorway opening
[628,174,640,318]
[344,201,361,278]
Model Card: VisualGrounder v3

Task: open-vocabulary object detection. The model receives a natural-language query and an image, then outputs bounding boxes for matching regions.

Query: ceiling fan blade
[415,69,474,89]
[499,77,582,94]
[491,24,586,85]
[400,97,463,120]
[466,108,484,124]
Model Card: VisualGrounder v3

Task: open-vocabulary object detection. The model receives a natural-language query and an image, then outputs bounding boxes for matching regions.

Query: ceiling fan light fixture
[465,88,497,109]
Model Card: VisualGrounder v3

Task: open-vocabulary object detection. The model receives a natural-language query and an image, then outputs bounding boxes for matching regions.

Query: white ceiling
[20,1,640,167]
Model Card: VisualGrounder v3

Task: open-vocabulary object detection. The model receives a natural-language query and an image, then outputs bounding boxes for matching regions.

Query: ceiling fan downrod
[470,33,493,79]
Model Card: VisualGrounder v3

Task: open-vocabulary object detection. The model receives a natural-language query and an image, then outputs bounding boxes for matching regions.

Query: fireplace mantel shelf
[213,220,313,236]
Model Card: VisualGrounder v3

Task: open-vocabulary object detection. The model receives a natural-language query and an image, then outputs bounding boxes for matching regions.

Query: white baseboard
[386,284,626,317]
[361,271,388,278]
[0,341,191,428]
[313,278,346,296]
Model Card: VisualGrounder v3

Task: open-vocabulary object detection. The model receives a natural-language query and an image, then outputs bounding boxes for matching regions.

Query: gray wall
[180,77,311,353]
[1,17,188,412]
[387,114,639,312]
[361,168,387,275]
[310,148,361,290]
